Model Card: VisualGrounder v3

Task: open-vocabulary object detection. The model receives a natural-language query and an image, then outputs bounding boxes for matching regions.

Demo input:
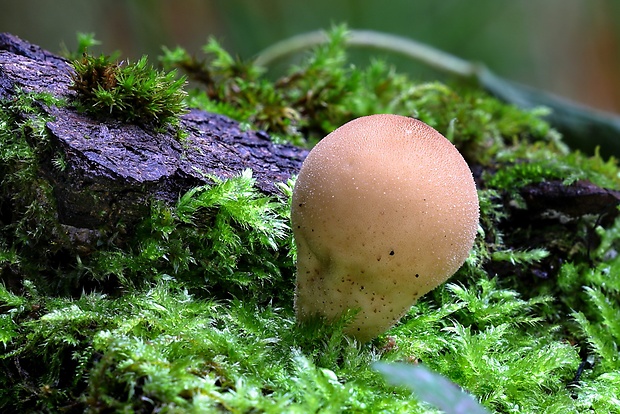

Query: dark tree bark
[520,179,620,224]
[0,32,308,231]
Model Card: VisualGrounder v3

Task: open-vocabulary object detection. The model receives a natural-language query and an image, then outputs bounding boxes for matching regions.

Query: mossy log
[0,32,307,232]
[1,32,618,237]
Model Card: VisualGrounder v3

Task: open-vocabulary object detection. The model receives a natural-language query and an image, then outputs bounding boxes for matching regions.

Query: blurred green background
[2,0,619,115]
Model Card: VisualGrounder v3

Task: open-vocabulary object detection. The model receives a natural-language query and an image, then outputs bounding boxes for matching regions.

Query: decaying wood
[520,179,620,224]
[0,32,307,231]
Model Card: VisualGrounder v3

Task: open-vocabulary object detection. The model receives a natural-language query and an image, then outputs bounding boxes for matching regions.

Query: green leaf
[373,362,490,414]
[0,315,19,346]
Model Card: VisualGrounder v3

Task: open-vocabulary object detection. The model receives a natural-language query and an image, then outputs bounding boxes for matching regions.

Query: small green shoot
[60,32,102,60]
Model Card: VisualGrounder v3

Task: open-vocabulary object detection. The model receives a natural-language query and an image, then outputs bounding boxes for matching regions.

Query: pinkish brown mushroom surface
[291,114,479,342]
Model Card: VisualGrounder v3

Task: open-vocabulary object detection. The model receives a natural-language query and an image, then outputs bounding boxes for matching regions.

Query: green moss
[70,52,187,129]
[1,26,620,412]
[88,170,294,300]
[0,90,69,288]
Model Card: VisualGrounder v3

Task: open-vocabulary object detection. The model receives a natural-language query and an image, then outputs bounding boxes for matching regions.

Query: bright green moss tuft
[70,53,187,128]
[84,170,294,300]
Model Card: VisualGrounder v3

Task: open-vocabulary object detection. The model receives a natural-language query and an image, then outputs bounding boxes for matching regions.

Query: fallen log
[0,32,307,231]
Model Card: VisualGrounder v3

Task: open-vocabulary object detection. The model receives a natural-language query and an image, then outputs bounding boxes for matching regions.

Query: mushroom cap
[292,114,479,341]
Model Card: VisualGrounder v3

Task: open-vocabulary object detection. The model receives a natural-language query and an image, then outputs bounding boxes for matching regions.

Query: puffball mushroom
[291,114,479,342]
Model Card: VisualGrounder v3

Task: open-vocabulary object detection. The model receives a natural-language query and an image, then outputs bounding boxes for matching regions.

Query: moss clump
[70,52,187,128]
[87,171,294,300]
[1,26,620,412]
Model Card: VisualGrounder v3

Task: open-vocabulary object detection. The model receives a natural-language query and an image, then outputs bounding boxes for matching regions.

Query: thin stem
[254,29,477,78]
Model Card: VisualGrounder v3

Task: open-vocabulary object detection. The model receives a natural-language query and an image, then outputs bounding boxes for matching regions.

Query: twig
[254,29,477,78]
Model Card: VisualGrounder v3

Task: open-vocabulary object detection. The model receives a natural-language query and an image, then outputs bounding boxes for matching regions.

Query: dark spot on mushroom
[389,250,395,256]
[415,274,419,278]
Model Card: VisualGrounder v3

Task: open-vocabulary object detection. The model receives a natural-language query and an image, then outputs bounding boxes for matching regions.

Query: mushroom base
[294,240,431,342]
